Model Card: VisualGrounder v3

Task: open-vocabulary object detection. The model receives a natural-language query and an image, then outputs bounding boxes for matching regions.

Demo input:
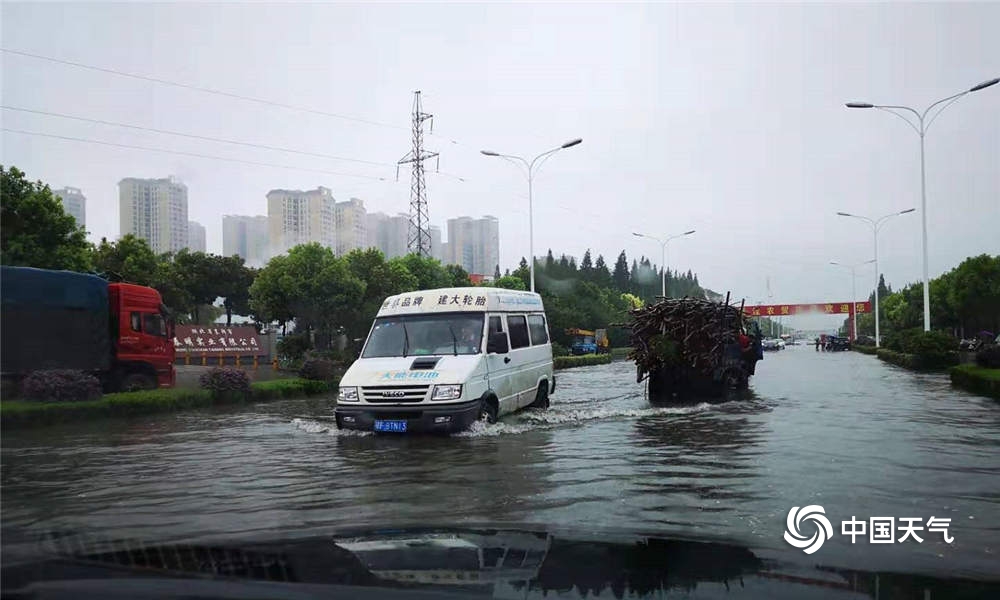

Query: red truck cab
[109,283,176,389]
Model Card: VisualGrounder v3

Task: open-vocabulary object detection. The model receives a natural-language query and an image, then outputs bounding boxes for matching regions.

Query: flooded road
[3,347,999,580]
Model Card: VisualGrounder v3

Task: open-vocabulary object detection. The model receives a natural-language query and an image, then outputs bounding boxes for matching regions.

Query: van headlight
[431,384,462,401]
[338,387,359,402]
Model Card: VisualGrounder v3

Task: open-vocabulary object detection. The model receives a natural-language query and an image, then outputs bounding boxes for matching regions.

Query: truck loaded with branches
[620,294,762,402]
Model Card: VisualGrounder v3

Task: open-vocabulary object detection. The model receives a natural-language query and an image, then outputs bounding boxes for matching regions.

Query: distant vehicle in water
[825,336,851,351]
[335,287,554,434]
[0,266,175,392]
[565,327,610,355]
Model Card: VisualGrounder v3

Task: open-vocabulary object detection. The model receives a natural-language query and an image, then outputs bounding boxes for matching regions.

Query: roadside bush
[21,370,102,403]
[252,378,332,400]
[551,342,569,357]
[976,345,1000,368]
[276,333,311,360]
[299,358,338,381]
[199,367,251,401]
[554,354,612,369]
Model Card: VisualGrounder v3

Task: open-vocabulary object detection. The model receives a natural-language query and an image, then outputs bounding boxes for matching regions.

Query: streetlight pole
[846,76,999,332]
[830,259,876,341]
[481,139,583,292]
[632,230,696,298]
[835,209,915,347]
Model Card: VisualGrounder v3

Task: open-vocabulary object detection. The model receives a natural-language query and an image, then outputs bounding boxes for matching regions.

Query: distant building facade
[52,187,86,229]
[334,197,367,256]
[223,215,270,266]
[429,225,443,262]
[119,177,189,253]
[446,215,499,276]
[266,187,335,254]
[366,212,409,259]
[187,221,206,252]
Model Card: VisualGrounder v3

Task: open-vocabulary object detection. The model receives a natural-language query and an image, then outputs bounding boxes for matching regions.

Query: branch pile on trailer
[621,294,748,384]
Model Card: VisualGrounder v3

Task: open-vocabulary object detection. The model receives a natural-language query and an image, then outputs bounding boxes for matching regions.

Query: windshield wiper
[447,323,458,356]
[402,322,410,358]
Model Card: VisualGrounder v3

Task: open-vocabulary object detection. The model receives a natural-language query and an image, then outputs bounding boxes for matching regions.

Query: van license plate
[374,420,407,433]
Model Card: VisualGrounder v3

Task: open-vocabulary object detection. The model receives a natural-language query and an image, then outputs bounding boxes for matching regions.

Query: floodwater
[3,347,999,580]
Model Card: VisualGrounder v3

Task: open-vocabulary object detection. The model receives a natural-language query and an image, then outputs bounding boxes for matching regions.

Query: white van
[335,287,554,433]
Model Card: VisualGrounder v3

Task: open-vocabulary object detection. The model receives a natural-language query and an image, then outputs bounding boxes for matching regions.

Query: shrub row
[1,378,334,428]
[610,347,631,360]
[554,354,613,370]
[876,348,959,371]
[950,364,1000,399]
[853,345,878,355]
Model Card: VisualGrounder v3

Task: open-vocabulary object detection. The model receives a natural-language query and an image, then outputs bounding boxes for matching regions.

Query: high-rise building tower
[118,177,188,253]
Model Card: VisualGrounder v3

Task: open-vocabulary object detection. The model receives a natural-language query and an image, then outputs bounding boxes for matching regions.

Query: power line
[3,128,388,181]
[1,47,409,132]
[1,105,394,168]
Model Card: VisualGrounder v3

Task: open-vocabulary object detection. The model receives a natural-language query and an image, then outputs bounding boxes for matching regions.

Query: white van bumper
[335,398,481,434]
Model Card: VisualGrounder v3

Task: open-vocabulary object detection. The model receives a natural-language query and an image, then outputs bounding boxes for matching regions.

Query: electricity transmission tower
[397,91,439,256]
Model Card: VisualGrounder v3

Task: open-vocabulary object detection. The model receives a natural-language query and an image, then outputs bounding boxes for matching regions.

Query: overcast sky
[2,2,998,328]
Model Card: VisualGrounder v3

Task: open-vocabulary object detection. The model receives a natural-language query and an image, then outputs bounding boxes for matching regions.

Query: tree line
[847,255,1000,339]
[2,165,709,350]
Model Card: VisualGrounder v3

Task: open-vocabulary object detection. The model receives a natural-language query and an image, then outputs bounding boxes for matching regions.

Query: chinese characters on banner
[742,302,872,317]
[173,325,265,356]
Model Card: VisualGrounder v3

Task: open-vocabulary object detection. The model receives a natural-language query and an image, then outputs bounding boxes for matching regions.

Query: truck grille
[361,385,430,403]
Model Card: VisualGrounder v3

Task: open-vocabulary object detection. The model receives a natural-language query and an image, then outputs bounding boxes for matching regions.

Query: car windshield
[362,314,484,358]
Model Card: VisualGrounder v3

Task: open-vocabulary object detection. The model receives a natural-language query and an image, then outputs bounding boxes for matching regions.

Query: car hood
[3,524,998,599]
[338,354,484,387]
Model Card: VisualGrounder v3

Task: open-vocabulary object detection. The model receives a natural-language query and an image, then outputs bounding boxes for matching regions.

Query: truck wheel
[478,398,498,424]
[121,373,157,392]
[530,384,550,409]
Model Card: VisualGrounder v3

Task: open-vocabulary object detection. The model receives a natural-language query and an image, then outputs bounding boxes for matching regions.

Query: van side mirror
[487,331,509,354]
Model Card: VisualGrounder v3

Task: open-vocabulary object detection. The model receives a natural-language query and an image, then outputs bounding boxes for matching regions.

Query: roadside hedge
[610,347,631,360]
[853,345,877,355]
[950,364,1000,399]
[876,348,959,371]
[1,378,335,428]
[554,354,613,370]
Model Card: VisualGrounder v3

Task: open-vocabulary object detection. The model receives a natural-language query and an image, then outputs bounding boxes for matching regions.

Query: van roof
[376,287,544,316]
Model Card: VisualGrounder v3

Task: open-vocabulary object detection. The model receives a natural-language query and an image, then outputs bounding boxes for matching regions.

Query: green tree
[91,235,159,285]
[580,249,594,280]
[593,254,612,288]
[445,263,472,287]
[249,254,295,331]
[393,254,454,290]
[491,275,527,290]
[612,251,630,292]
[343,248,418,340]
[250,243,364,344]
[171,250,220,323]
[947,254,1000,334]
[1,165,92,271]
[217,255,256,326]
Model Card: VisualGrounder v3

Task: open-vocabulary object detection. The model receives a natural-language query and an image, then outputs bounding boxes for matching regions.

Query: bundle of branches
[620,295,747,382]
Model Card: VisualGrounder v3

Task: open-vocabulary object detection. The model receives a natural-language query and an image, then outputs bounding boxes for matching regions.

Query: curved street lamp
[830,259,876,341]
[481,138,583,292]
[845,77,999,331]
[835,209,915,347]
[632,230,696,298]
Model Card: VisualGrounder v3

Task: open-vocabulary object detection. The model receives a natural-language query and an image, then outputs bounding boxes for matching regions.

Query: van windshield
[362,314,485,358]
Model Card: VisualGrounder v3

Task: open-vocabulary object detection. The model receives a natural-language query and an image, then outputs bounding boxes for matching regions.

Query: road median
[554,354,613,369]
[950,364,1000,399]
[1,378,334,428]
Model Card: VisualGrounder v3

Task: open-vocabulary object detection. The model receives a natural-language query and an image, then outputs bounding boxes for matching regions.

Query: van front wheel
[479,398,498,424]
[530,384,550,410]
